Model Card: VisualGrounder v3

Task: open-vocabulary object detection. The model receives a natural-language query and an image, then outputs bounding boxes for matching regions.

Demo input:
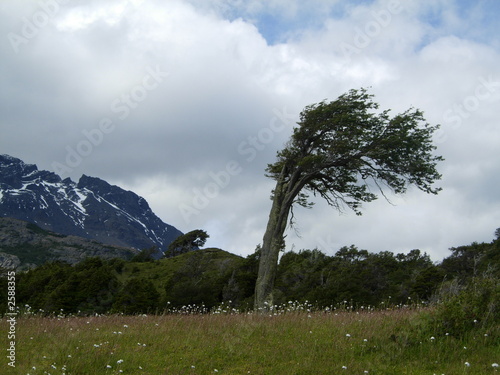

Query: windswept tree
[255,88,443,310]
[166,229,209,257]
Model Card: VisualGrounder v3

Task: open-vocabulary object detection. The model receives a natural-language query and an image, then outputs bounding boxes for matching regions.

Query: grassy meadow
[2,306,499,375]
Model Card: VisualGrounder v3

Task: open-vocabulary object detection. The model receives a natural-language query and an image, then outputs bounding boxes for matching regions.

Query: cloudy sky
[1,0,499,261]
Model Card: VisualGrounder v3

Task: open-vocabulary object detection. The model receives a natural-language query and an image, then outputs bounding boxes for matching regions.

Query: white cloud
[1,0,499,260]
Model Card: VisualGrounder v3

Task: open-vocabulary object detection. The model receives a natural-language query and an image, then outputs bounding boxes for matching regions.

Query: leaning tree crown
[254,88,444,310]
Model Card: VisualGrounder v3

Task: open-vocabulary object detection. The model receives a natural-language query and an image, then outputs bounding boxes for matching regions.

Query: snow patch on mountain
[0,154,183,255]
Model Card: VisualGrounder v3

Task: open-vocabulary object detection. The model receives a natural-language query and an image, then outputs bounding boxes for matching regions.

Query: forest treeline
[0,232,498,316]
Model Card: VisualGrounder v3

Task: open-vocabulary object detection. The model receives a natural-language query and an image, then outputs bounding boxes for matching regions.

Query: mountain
[0,154,183,257]
[0,217,139,270]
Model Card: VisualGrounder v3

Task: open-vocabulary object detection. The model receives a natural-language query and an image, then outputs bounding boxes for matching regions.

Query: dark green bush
[113,278,160,314]
[430,275,499,337]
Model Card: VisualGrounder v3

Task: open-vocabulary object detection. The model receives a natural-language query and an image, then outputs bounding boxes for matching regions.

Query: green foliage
[410,265,445,300]
[131,246,157,263]
[44,258,120,314]
[107,257,126,273]
[265,88,443,214]
[3,232,498,316]
[222,252,260,308]
[257,88,443,310]
[15,258,120,314]
[275,249,330,303]
[113,278,160,314]
[16,261,73,310]
[166,229,209,257]
[274,246,438,307]
[429,275,500,338]
[164,249,242,309]
[441,240,500,280]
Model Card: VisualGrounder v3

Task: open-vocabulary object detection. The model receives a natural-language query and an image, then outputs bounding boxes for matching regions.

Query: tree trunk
[254,179,291,311]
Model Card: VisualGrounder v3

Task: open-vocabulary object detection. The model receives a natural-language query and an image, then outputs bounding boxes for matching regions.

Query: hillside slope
[0,217,139,270]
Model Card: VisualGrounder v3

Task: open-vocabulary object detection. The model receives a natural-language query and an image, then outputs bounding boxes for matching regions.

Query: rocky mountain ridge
[0,154,183,257]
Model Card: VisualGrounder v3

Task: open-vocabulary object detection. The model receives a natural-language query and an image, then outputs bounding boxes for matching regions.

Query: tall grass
[1,305,498,374]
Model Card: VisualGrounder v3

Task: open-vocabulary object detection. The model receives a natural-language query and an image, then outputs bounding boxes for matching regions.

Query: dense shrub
[3,234,498,316]
[113,278,160,314]
[429,275,500,337]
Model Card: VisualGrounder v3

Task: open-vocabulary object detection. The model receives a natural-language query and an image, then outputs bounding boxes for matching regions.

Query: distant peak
[77,174,110,189]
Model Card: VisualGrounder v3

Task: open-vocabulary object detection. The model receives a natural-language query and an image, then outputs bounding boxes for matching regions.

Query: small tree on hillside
[166,229,209,257]
[255,88,443,310]
[131,246,157,262]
